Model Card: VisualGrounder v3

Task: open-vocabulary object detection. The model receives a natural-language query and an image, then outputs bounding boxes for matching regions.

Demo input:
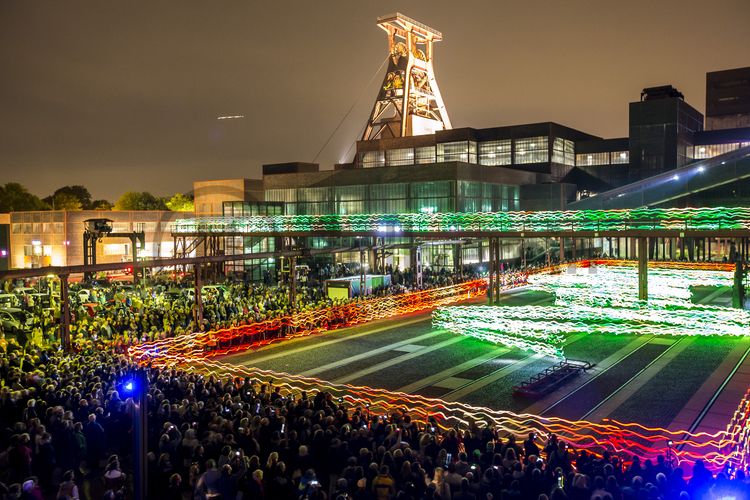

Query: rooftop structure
[362,13,451,140]
[706,66,750,131]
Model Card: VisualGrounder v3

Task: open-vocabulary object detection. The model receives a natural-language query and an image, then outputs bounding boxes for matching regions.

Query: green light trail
[172,207,750,234]
[434,266,748,357]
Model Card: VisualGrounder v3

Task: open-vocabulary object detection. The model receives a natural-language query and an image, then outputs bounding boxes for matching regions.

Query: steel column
[194,263,203,329]
[59,274,71,351]
[638,237,648,301]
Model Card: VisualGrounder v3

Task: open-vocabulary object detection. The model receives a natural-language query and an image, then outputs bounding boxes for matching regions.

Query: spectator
[372,465,395,500]
[56,470,80,500]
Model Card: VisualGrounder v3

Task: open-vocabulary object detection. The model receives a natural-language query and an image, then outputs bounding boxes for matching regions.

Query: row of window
[265,181,520,216]
[359,136,580,168]
[693,142,750,159]
[575,151,629,166]
[223,202,285,217]
[362,139,750,170]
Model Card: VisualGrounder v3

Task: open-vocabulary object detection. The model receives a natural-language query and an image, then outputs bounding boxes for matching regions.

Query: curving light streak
[433,307,565,357]
[130,276,532,363]
[127,259,749,470]
[147,352,739,469]
[435,266,748,357]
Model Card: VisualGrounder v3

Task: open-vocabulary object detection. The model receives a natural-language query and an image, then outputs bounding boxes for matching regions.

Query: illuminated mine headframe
[362,13,452,140]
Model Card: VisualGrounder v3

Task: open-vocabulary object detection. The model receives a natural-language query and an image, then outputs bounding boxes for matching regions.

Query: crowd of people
[1,265,490,351]
[0,344,740,500]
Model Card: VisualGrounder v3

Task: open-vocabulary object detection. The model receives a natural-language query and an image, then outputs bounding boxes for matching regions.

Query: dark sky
[1,1,748,202]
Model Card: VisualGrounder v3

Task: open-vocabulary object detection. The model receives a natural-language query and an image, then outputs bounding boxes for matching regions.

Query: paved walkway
[521,335,653,415]
[670,338,750,434]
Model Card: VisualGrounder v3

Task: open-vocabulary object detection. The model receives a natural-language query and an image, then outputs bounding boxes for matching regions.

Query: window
[576,152,610,166]
[370,183,407,199]
[437,141,469,162]
[411,181,451,198]
[338,201,364,215]
[265,189,297,203]
[415,146,436,164]
[359,150,385,168]
[514,136,548,164]
[479,140,512,166]
[552,138,575,166]
[298,187,331,203]
[334,186,365,202]
[385,148,415,166]
[611,151,629,164]
[370,199,408,213]
[693,143,741,159]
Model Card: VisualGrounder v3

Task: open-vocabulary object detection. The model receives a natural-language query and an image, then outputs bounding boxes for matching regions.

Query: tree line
[0,183,194,213]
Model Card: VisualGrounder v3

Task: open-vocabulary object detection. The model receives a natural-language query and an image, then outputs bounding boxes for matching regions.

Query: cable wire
[312,55,389,164]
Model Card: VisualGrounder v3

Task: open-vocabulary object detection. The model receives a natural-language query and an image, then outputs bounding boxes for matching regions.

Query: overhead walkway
[172,206,750,239]
[569,145,750,210]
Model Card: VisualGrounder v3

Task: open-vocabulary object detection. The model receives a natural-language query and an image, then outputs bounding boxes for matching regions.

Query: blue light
[698,166,706,173]
[124,381,134,391]
[672,174,680,181]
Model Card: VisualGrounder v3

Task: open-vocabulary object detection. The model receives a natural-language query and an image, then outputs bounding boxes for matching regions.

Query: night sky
[1,0,748,201]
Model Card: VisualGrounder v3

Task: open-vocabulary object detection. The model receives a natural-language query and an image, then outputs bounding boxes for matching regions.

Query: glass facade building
[266,181,520,216]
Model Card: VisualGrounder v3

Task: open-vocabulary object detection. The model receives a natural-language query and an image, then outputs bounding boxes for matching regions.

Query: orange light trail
[126,260,747,469]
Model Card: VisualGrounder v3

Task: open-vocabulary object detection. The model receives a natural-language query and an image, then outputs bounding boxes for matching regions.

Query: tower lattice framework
[362,13,451,140]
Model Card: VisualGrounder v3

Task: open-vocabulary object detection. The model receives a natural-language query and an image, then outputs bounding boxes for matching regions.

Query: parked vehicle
[0,294,20,309]
[12,287,37,298]
[201,285,230,300]
[28,293,52,308]
[0,307,33,334]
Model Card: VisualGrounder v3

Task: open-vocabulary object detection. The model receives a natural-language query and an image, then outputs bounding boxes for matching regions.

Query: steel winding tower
[362,13,451,140]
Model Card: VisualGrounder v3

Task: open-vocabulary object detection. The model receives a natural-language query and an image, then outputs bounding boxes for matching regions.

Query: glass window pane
[693,143,740,159]
[334,185,366,201]
[575,152,610,166]
[611,151,629,164]
[385,148,415,166]
[415,146,436,164]
[370,183,407,199]
[359,150,385,168]
[411,181,451,198]
[552,138,575,165]
[436,141,469,162]
[514,136,548,164]
[479,140,512,166]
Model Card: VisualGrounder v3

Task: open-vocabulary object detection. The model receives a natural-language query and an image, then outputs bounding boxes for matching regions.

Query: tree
[165,193,194,212]
[0,183,49,212]
[49,192,82,210]
[114,191,167,211]
[91,199,113,210]
[43,185,92,210]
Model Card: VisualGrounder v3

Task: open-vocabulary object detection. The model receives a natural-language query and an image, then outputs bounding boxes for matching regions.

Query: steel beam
[0,250,301,281]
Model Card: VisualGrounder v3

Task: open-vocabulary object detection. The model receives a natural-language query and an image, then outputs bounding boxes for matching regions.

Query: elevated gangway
[570,145,750,210]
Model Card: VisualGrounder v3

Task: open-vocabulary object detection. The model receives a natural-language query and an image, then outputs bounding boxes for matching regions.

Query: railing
[570,145,750,210]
